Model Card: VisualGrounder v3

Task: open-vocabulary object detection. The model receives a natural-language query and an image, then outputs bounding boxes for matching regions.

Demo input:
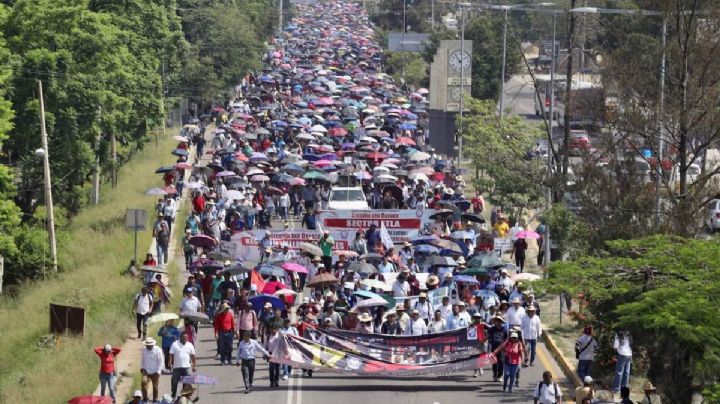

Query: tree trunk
[562,0,576,178]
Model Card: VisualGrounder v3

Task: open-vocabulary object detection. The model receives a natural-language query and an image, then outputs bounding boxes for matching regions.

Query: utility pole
[431,0,435,31]
[278,0,283,32]
[655,17,667,226]
[458,2,466,166]
[92,131,101,205]
[499,7,508,119]
[38,80,58,273]
[545,11,556,268]
[111,132,117,188]
[402,0,407,81]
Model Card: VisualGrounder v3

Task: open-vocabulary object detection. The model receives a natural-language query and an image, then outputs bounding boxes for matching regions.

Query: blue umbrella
[249,294,286,313]
[353,290,384,300]
[453,275,480,284]
[411,235,438,245]
[257,264,286,277]
[400,123,417,131]
[414,244,440,254]
[171,149,189,157]
[302,153,321,162]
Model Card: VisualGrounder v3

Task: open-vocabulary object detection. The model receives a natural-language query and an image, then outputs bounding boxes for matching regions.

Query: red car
[568,130,591,150]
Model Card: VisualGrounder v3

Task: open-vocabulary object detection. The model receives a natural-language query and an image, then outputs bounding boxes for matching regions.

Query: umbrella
[460,267,490,276]
[141,266,168,274]
[425,256,458,267]
[68,396,113,404]
[208,251,234,262]
[274,288,298,296]
[171,149,189,157]
[306,273,340,288]
[429,209,454,220]
[250,175,270,182]
[180,374,218,385]
[355,296,390,308]
[186,181,205,189]
[257,264,286,277]
[451,231,474,240]
[359,278,390,291]
[414,244,440,254]
[216,170,236,177]
[473,289,500,300]
[188,234,216,248]
[347,261,377,274]
[180,311,211,324]
[155,165,175,174]
[281,262,309,274]
[147,312,180,325]
[262,280,288,294]
[516,230,541,240]
[333,250,359,258]
[175,162,193,169]
[408,151,431,161]
[395,136,416,146]
[145,187,167,196]
[353,290,385,300]
[453,275,481,284]
[511,272,542,282]
[430,238,463,254]
[226,263,252,276]
[298,242,322,256]
[249,294,286,312]
[480,255,506,269]
[163,185,177,195]
[462,213,486,223]
[173,135,190,142]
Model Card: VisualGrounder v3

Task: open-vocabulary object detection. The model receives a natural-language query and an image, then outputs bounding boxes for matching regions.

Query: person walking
[492,330,525,393]
[154,219,171,266]
[318,230,334,271]
[133,287,154,340]
[94,344,121,403]
[236,331,271,394]
[280,319,298,380]
[612,331,633,394]
[521,306,542,366]
[575,326,597,382]
[214,302,236,365]
[169,332,196,398]
[533,371,563,404]
[510,237,528,273]
[140,338,164,403]
[158,319,180,371]
[264,326,282,387]
[639,381,662,404]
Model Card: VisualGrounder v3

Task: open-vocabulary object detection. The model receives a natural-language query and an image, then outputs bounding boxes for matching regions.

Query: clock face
[449,50,471,72]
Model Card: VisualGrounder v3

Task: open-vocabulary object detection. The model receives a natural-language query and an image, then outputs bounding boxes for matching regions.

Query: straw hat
[426,275,439,286]
[358,312,373,322]
[180,384,196,396]
[144,338,156,346]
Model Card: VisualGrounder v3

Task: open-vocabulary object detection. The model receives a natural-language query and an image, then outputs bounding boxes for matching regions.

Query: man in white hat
[399,241,413,266]
[574,376,595,403]
[498,268,514,291]
[259,230,273,257]
[404,309,428,336]
[506,297,526,329]
[413,292,433,323]
[520,306,542,367]
[140,337,164,402]
[128,390,144,404]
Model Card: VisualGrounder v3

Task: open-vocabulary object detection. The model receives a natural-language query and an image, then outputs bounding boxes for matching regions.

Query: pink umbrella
[262,281,287,295]
[313,160,335,167]
[162,185,177,195]
[175,162,193,169]
[281,262,309,274]
[516,230,541,240]
[216,171,236,177]
[290,177,306,186]
[396,137,416,146]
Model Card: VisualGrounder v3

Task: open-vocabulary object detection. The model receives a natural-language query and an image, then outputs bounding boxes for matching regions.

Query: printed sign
[317,209,436,242]
[493,238,513,253]
[227,230,354,262]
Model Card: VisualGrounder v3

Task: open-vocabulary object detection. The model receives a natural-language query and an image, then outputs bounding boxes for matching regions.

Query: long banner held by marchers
[221,229,355,262]
[272,333,496,377]
[317,209,437,243]
[306,325,486,364]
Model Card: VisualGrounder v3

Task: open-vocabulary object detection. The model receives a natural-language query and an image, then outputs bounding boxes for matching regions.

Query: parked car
[327,187,369,210]
[705,199,720,232]
[568,130,591,152]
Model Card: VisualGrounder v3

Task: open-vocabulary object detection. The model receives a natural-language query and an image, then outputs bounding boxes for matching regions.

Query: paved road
[184,314,569,404]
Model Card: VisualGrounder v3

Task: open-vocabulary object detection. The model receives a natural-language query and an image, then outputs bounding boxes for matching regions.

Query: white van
[328,187,369,210]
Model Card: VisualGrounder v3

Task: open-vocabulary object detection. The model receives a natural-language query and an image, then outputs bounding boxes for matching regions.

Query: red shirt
[503,341,523,365]
[192,195,205,213]
[94,347,121,374]
[214,310,235,333]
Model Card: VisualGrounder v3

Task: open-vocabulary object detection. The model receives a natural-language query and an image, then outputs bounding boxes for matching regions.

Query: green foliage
[461,98,544,215]
[384,51,428,88]
[539,203,590,259]
[544,235,720,402]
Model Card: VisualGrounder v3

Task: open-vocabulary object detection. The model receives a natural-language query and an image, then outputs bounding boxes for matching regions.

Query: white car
[327,187,369,210]
[705,199,720,232]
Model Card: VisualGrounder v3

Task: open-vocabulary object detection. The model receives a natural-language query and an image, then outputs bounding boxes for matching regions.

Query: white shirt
[237,338,270,361]
[498,276,514,290]
[392,280,410,297]
[506,306,526,326]
[533,381,563,404]
[135,293,152,315]
[377,261,395,274]
[141,346,165,374]
[405,318,428,336]
[180,296,202,313]
[521,315,542,340]
[434,303,453,319]
[614,336,632,356]
[458,310,472,326]
[428,318,446,333]
[169,341,195,369]
[414,300,433,320]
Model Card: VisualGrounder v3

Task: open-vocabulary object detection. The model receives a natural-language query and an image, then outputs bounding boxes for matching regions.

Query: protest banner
[317,209,436,242]
[272,333,495,377]
[226,229,354,262]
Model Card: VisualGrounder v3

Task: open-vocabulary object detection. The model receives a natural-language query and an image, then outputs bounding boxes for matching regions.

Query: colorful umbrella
[248,294,286,312]
[188,234,216,248]
[180,311,211,324]
[68,396,113,404]
[281,262,309,274]
[516,230,541,240]
[306,273,340,288]
[147,312,180,324]
[298,242,322,256]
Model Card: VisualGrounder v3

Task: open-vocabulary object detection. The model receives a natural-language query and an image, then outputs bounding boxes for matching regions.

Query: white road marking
[286,368,295,404]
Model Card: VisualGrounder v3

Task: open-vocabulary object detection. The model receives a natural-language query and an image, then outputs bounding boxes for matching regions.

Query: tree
[384,51,428,89]
[461,98,544,219]
[544,235,720,403]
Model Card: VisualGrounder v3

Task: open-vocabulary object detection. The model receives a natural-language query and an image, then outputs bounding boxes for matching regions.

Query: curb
[542,332,582,387]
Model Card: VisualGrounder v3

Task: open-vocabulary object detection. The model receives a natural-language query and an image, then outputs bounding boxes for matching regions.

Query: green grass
[0,130,180,403]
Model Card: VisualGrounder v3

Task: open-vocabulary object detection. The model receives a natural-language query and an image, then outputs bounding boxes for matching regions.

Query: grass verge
[0,131,179,403]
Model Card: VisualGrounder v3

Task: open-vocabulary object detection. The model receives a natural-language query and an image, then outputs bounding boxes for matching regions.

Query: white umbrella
[296,133,316,141]
[356,297,389,308]
[408,151,431,161]
[309,124,327,133]
[246,168,265,176]
[186,181,205,189]
[359,278,391,291]
[511,273,542,282]
[360,136,378,143]
[225,190,244,200]
[409,172,429,182]
[377,174,398,181]
[373,165,390,172]
[380,163,398,169]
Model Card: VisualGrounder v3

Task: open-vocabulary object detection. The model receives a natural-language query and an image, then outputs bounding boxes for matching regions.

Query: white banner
[317,209,437,243]
[225,230,355,263]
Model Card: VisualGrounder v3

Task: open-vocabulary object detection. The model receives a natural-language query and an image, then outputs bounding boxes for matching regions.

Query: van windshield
[330,189,365,201]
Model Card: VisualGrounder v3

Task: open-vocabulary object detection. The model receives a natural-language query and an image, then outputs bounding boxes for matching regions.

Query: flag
[250,269,265,292]
[380,222,393,250]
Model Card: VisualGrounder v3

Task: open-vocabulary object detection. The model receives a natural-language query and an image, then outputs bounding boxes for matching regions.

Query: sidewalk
[93,133,195,403]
